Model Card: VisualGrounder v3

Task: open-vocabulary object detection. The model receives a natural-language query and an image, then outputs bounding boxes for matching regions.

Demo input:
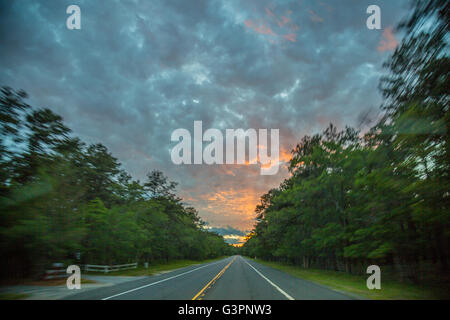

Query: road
[66,256,354,300]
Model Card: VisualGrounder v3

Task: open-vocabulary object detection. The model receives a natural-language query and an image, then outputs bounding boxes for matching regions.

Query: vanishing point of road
[66,256,354,300]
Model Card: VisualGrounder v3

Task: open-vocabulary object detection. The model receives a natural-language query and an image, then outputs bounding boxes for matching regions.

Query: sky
[0,0,411,242]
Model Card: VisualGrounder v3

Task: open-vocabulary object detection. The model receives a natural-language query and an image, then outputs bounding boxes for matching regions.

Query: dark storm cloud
[0,0,411,230]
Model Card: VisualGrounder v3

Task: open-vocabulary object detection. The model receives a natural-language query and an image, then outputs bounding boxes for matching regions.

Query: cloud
[208,226,248,236]
[207,226,248,245]
[244,5,300,45]
[284,33,296,42]
[377,26,398,52]
[244,19,276,35]
[0,0,410,230]
[308,9,324,23]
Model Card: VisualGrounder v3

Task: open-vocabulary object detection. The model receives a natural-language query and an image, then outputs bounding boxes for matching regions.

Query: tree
[0,88,231,280]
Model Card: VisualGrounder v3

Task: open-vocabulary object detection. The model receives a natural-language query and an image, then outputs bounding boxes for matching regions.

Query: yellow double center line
[192,256,236,300]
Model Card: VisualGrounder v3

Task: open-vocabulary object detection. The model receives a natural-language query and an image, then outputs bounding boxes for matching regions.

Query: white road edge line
[242,257,295,300]
[101,259,227,300]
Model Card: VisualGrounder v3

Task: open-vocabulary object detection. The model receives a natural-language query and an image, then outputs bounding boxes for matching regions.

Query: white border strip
[101,259,225,300]
[242,258,294,300]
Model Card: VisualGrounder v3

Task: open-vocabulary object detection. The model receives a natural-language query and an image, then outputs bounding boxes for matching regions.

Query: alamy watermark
[65,5,381,31]
[366,5,381,30]
[171,121,280,175]
[66,5,81,30]
[66,265,81,289]
[366,265,381,290]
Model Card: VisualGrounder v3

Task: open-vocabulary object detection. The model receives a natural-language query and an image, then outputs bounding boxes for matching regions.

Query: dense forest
[242,0,449,283]
[0,89,232,280]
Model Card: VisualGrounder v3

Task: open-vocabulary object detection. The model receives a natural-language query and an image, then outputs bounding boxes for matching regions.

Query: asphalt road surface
[66,256,354,300]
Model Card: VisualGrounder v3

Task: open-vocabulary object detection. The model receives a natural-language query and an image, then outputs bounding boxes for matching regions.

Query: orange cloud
[284,33,296,42]
[244,6,299,45]
[265,7,277,20]
[279,16,291,27]
[308,9,323,23]
[377,27,398,52]
[318,1,334,14]
[179,168,291,230]
[279,147,292,163]
[223,234,246,245]
[203,188,262,226]
[237,145,292,167]
[244,20,276,36]
[176,144,295,231]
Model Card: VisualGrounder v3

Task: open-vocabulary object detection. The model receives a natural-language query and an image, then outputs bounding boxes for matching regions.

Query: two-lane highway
[67,256,354,300]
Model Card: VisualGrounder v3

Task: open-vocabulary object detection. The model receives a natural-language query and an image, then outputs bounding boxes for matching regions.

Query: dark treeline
[242,0,449,282]
[0,91,232,280]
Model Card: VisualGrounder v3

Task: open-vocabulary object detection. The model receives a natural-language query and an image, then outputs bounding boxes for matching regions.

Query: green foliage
[0,89,231,280]
[243,0,449,282]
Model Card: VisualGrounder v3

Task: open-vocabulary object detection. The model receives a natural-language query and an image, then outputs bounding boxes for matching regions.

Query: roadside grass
[0,277,97,287]
[84,256,228,276]
[250,258,449,300]
[0,257,227,289]
[23,278,98,286]
[0,293,31,300]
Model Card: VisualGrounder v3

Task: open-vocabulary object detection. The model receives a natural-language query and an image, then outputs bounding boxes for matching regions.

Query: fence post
[43,262,66,280]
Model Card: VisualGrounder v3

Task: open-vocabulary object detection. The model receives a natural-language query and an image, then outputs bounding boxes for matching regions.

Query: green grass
[0,293,31,300]
[250,258,449,300]
[1,277,98,286]
[85,256,228,276]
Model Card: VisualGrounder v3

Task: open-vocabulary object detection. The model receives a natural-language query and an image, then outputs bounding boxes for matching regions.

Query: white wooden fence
[84,262,138,273]
[43,263,66,280]
[43,262,138,279]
